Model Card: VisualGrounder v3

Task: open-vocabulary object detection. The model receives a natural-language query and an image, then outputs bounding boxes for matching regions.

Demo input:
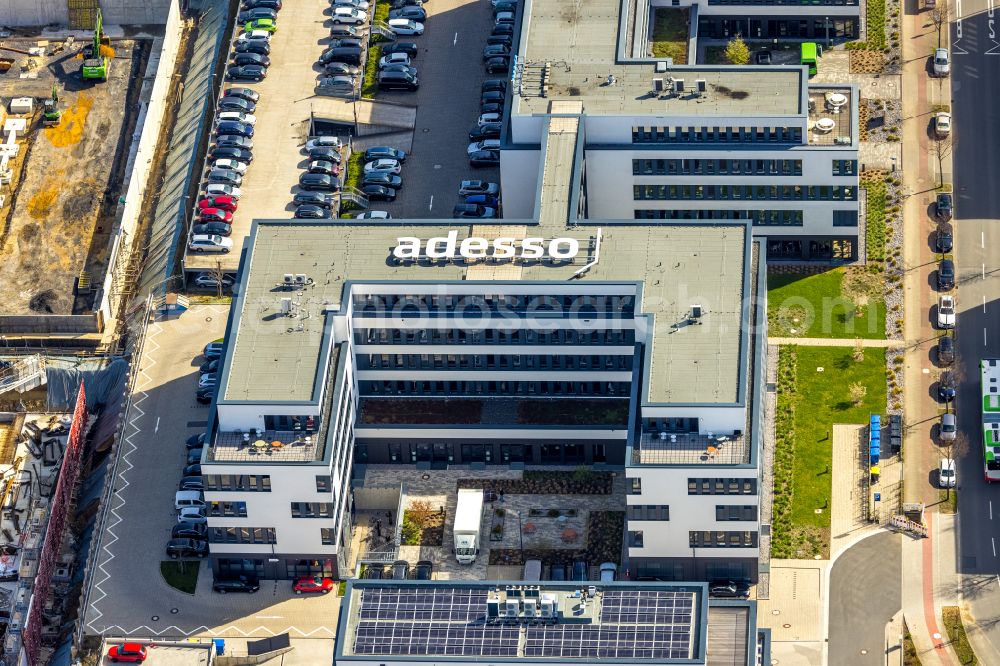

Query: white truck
[453,488,484,564]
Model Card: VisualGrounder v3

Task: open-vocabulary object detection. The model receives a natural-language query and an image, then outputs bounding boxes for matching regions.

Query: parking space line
[454,32,459,45]
[429,194,434,211]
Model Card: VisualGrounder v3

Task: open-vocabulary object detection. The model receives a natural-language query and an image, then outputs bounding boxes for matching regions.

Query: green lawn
[773,346,887,558]
[942,606,977,664]
[651,9,689,64]
[160,561,199,594]
[361,43,382,99]
[767,269,886,339]
[345,150,364,190]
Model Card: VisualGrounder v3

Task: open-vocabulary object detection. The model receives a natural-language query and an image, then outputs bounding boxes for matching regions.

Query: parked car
[933,111,952,137]
[494,10,515,23]
[937,294,955,329]
[364,158,402,174]
[377,70,419,90]
[483,44,510,60]
[309,160,340,176]
[469,124,501,141]
[453,203,496,218]
[492,0,517,14]
[177,508,207,525]
[486,33,512,47]
[204,340,225,359]
[295,204,332,219]
[237,7,277,23]
[548,563,568,581]
[232,51,271,68]
[107,643,148,663]
[485,56,509,73]
[468,139,501,154]
[391,560,410,579]
[293,576,335,594]
[215,134,253,150]
[572,559,588,581]
[480,101,503,115]
[207,169,242,186]
[172,521,208,540]
[482,78,507,93]
[933,47,950,76]
[940,413,957,442]
[364,146,406,162]
[391,0,423,7]
[936,192,953,220]
[709,581,751,599]
[938,370,956,402]
[187,446,205,462]
[333,0,370,9]
[478,112,502,126]
[198,206,234,222]
[217,120,254,138]
[330,37,364,49]
[492,23,514,35]
[389,6,426,21]
[204,183,242,199]
[227,64,267,81]
[193,272,234,289]
[329,24,363,38]
[318,75,357,94]
[244,18,277,33]
[198,194,238,211]
[363,172,403,189]
[382,42,419,58]
[938,335,955,365]
[465,193,499,207]
[939,457,956,487]
[379,63,417,77]
[413,560,433,580]
[224,87,260,103]
[481,90,505,105]
[166,538,208,559]
[331,7,368,24]
[469,149,500,167]
[305,136,343,152]
[218,96,256,113]
[213,576,261,593]
[363,564,385,579]
[198,373,217,388]
[189,234,233,253]
[362,184,396,201]
[387,18,424,35]
[242,0,281,10]
[192,222,232,237]
[321,47,363,66]
[322,61,361,77]
[211,145,254,163]
[235,39,270,56]
[379,51,412,68]
[937,258,955,290]
[356,210,392,219]
[307,147,342,164]
[459,180,500,196]
[210,159,247,175]
[236,29,272,45]
[935,223,953,253]
[179,476,204,491]
[599,562,617,582]
[294,191,334,208]
[299,173,338,191]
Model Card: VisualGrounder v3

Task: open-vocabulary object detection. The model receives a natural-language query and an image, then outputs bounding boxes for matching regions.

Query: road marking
[986,328,989,347]
[453,32,458,45]
[985,295,988,313]
[428,195,434,211]
[983,231,986,249]
[991,500,993,520]
[154,417,159,434]
[984,263,987,280]
[992,538,996,558]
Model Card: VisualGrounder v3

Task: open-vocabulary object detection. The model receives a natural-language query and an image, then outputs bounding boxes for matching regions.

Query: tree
[849,381,867,406]
[930,136,953,189]
[725,36,751,65]
[407,499,434,529]
[208,260,227,299]
[842,269,883,320]
[853,337,865,363]
[930,2,951,48]
[942,432,969,500]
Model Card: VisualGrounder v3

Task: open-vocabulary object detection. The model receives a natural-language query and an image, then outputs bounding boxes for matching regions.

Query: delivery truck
[453,488,484,564]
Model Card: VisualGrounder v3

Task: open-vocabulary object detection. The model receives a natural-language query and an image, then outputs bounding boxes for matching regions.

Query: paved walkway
[757,561,826,666]
[768,336,905,347]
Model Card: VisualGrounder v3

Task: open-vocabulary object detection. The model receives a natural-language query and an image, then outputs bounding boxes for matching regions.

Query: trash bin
[213,638,225,655]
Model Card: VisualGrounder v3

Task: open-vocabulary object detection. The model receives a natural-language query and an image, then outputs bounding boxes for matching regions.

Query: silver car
[933,48,950,76]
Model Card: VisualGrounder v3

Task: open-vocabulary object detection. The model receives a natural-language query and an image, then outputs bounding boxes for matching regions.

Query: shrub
[725,36,750,65]
[400,515,420,545]
[865,176,888,268]
[361,43,382,99]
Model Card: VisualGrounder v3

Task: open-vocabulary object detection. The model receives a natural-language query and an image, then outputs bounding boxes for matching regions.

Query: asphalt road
[950,5,1000,660]
[828,532,902,666]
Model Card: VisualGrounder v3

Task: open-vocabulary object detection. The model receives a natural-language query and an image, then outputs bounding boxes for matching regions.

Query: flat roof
[222,220,748,405]
[337,581,716,663]
[515,0,803,117]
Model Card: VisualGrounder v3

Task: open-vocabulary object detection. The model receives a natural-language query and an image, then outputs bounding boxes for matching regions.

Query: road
[828,532,902,666]
[950,3,1000,660]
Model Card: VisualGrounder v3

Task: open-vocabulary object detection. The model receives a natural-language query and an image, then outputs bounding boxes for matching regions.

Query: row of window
[627,505,670,521]
[204,475,271,492]
[634,184,857,201]
[633,158,803,177]
[634,209,804,226]
[354,294,636,314]
[632,126,803,144]
[362,380,630,397]
[208,527,276,545]
[359,328,635,346]
[716,505,758,522]
[291,502,334,518]
[708,0,858,6]
[831,160,858,176]
[690,531,758,548]
[209,501,248,517]
[359,354,633,371]
[688,478,758,495]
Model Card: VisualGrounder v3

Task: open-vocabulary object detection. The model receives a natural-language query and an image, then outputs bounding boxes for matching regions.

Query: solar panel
[354,620,519,657]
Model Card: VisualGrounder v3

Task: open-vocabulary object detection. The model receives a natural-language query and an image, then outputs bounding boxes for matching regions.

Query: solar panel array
[352,588,697,660]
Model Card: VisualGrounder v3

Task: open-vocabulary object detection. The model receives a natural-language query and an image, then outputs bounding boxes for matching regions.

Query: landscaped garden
[488,510,625,566]
[360,398,484,424]
[160,561,199,594]
[401,500,445,546]
[458,469,613,495]
[767,268,886,339]
[651,9,689,64]
[771,345,887,559]
[517,399,630,426]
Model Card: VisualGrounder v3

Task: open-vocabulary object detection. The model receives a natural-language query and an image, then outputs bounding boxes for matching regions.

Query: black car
[232,52,271,67]
[195,389,213,405]
[183,463,202,477]
[299,173,337,191]
[382,41,419,58]
[322,61,360,77]
[492,23,514,35]
[571,559,588,581]
[179,475,204,491]
[187,432,208,449]
[485,57,510,74]
[227,64,267,81]
[224,87,260,103]
[380,63,418,77]
[378,71,419,91]
[294,191,333,208]
[937,258,955,290]
[237,7,278,22]
[235,39,271,55]
[482,78,507,93]
[390,0,422,7]
[363,172,402,189]
[295,204,331,219]
[483,44,510,61]
[322,46,363,65]
[329,25,362,38]
[755,50,772,65]
[389,6,427,20]
[242,0,281,9]
[453,203,496,219]
[482,90,505,105]
[936,192,954,220]
[938,335,955,365]
[193,222,232,237]
[480,102,503,115]
[215,134,253,150]
[391,560,410,580]
[198,358,218,373]
[218,96,256,113]
[470,149,500,167]
[935,223,953,253]
[217,120,254,138]
[308,160,339,176]
[211,146,253,163]
[213,576,261,594]
[187,447,204,464]
[413,560,433,580]
[166,538,208,559]
[363,564,386,579]
[938,370,956,402]
[469,125,501,141]
[172,521,208,540]
[549,563,568,581]
[364,146,407,162]
[493,0,517,13]
[709,581,750,599]
[362,184,397,201]
[486,33,513,48]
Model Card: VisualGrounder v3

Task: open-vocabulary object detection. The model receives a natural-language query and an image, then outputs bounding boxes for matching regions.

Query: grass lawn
[160,561,199,594]
[651,9,689,64]
[361,43,382,99]
[345,150,364,190]
[774,346,887,558]
[703,45,728,64]
[942,606,977,664]
[767,268,885,339]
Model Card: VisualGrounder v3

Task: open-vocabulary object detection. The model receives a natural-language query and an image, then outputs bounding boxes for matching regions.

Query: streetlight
[507,508,523,560]
[826,17,831,47]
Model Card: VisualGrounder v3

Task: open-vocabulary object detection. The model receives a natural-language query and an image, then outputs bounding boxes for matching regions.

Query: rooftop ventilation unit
[487,597,501,619]
[696,79,707,93]
[505,599,520,617]
[295,274,308,285]
[653,77,664,92]
[280,297,292,315]
[540,596,556,618]
[655,60,670,72]
[674,79,685,92]
[691,304,703,318]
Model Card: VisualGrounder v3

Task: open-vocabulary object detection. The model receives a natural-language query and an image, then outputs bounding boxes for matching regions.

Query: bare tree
[942,431,969,500]
[849,382,867,406]
[208,260,226,299]
[930,136,953,189]
[853,337,865,363]
[930,2,951,48]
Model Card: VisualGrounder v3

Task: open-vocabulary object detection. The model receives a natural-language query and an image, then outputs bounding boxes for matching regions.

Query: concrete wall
[0,0,171,26]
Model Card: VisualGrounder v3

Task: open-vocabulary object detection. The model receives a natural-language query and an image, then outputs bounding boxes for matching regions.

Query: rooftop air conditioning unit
[505,599,520,617]
[691,304,703,318]
[280,298,292,315]
[295,274,308,285]
[523,599,537,617]
[539,597,555,618]
[487,597,501,619]
[283,274,295,286]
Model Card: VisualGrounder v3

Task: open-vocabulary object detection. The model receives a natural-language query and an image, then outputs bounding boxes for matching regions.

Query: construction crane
[80,9,112,81]
[42,83,60,126]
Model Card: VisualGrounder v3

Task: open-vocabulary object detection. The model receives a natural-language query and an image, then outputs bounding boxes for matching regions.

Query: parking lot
[83,305,342,638]
[100,641,212,665]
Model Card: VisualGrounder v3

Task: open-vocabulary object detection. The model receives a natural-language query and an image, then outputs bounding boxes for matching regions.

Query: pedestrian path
[768,336,904,348]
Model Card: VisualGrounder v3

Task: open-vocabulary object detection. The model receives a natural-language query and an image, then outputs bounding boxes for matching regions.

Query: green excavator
[42,83,60,126]
[80,9,112,81]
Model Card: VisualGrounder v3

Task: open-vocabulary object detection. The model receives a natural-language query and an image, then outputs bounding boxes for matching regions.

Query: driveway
[83,305,342,638]
[828,531,902,665]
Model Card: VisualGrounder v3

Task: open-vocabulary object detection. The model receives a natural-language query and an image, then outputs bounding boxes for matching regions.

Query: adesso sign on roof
[393,230,580,261]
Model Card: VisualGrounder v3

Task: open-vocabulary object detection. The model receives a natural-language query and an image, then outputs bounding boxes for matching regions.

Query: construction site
[0,26,146,317]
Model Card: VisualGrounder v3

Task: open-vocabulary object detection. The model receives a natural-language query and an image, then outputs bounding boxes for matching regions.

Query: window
[833,210,858,227]
[628,505,670,521]
[628,478,642,494]
[208,501,248,518]
[291,502,333,518]
[629,531,644,547]
[316,475,331,492]
[689,530,758,548]
[203,475,271,492]
[688,478,757,495]
[715,505,758,521]
[321,528,337,545]
[832,159,857,176]
[208,526,276,544]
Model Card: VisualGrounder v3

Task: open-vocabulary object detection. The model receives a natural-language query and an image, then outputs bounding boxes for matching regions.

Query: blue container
[214,639,225,656]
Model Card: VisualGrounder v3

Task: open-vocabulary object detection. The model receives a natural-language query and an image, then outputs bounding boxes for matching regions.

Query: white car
[364,158,402,174]
[387,18,424,35]
[211,158,248,174]
[204,183,242,199]
[199,373,218,388]
[236,29,271,44]
[937,294,955,329]
[193,272,236,289]
[305,136,343,152]
[177,507,207,524]
[379,52,411,68]
[933,48,950,76]
[478,112,501,126]
[599,562,617,582]
[217,111,257,126]
[331,6,368,24]
[332,0,370,9]
[467,139,501,155]
[934,112,951,137]
[939,457,956,487]
[356,210,392,219]
[188,234,234,253]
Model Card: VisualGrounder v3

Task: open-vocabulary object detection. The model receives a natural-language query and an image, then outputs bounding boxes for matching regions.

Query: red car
[198,195,238,212]
[108,642,148,662]
[198,207,234,224]
[293,576,335,594]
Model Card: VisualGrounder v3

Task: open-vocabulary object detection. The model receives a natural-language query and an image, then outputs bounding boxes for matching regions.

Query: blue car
[465,193,499,207]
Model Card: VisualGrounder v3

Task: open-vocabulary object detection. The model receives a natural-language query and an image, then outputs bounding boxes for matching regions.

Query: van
[523,559,542,581]
[800,42,819,76]
[599,562,617,582]
[323,46,363,65]
[175,490,206,511]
